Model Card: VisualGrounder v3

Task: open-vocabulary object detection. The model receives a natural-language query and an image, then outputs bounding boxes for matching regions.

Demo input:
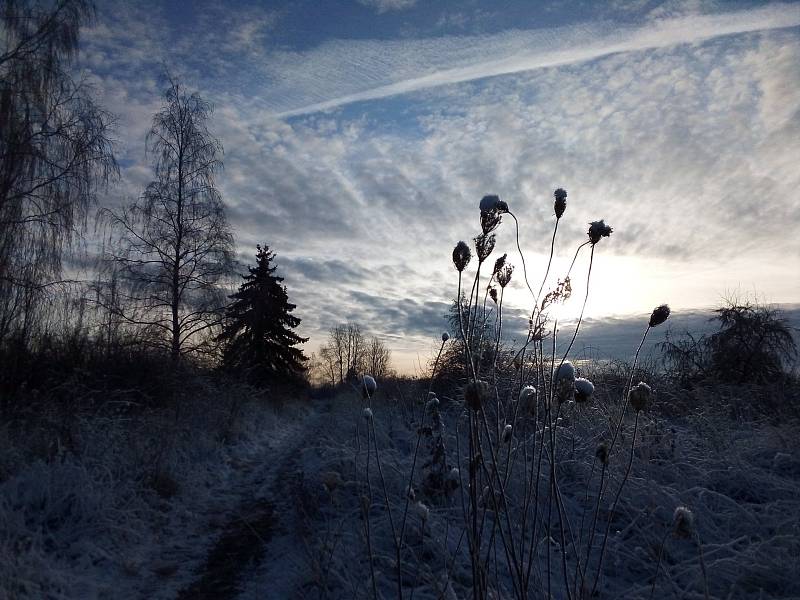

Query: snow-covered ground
[0,387,315,600]
[2,380,799,599]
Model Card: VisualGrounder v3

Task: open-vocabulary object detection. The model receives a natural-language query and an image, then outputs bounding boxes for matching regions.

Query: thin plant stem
[508,210,539,306]
[649,528,670,600]
[608,326,650,456]
[394,339,448,600]
[554,243,595,385]
[591,411,641,596]
[696,534,711,600]
[364,420,378,600]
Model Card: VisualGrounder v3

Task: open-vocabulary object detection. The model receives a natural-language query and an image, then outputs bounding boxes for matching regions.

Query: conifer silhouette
[220,245,307,384]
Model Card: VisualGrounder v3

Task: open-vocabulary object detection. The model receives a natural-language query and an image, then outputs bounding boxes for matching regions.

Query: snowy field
[2,374,799,599]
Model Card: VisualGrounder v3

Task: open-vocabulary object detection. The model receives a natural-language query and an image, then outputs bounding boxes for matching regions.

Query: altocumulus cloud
[77,1,800,371]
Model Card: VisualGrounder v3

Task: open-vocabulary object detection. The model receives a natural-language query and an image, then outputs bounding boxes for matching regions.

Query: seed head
[596,442,609,465]
[474,233,496,263]
[554,188,567,218]
[496,200,509,213]
[464,380,489,411]
[502,424,513,443]
[519,385,537,404]
[553,362,576,403]
[321,470,343,492]
[554,361,576,383]
[426,397,440,412]
[574,378,594,403]
[446,467,460,489]
[362,375,377,398]
[673,506,694,539]
[492,253,507,275]
[497,264,514,288]
[649,304,671,328]
[489,287,498,304]
[452,241,472,272]
[480,210,502,234]
[363,407,373,420]
[628,381,652,412]
[480,195,500,212]
[441,331,449,342]
[588,220,613,245]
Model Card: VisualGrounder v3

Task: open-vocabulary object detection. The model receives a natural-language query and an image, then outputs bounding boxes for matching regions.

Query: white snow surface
[3,386,800,599]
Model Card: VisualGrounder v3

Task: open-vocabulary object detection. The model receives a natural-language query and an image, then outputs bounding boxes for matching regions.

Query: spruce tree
[220,245,307,384]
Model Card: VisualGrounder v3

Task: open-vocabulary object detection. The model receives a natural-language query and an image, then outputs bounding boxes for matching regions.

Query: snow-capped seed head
[502,424,513,443]
[428,391,437,399]
[480,194,500,212]
[497,264,514,288]
[415,501,430,522]
[447,467,460,483]
[649,304,671,328]
[596,442,609,465]
[519,385,537,404]
[426,397,440,412]
[496,200,509,213]
[554,188,567,218]
[628,381,652,412]
[554,361,576,383]
[362,407,373,420]
[464,380,489,411]
[362,375,377,398]
[474,232,496,262]
[574,378,594,403]
[441,331,450,342]
[673,506,694,539]
[452,241,472,272]
[588,220,613,245]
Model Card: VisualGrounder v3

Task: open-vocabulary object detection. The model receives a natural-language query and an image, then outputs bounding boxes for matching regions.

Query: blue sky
[78,0,800,372]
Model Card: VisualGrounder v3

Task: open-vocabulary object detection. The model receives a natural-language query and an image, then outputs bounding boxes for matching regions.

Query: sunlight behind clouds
[78,0,800,372]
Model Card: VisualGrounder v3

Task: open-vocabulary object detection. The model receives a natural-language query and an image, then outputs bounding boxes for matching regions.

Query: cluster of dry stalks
[350,189,716,600]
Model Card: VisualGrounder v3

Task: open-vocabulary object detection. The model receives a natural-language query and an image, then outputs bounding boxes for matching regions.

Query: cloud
[269,3,800,117]
[357,0,419,14]
[74,1,800,372]
[575,303,800,362]
[216,30,799,368]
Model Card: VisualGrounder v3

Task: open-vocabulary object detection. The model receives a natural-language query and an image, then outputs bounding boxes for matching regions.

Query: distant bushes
[0,329,221,420]
[661,300,797,385]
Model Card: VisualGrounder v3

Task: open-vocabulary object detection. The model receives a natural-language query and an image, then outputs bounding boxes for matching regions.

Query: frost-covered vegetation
[2,2,799,598]
[288,191,800,600]
[1,187,798,599]
[0,367,310,599]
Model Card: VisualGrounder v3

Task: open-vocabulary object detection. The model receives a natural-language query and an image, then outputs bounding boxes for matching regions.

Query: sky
[77,0,800,373]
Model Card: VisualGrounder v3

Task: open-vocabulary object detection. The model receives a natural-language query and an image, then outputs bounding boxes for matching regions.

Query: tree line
[311,323,393,387]
[1,0,386,408]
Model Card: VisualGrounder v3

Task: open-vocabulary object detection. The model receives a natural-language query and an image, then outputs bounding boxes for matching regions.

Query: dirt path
[175,400,332,600]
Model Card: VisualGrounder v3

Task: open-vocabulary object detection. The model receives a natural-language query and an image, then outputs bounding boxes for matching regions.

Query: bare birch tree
[103,76,233,360]
[365,336,391,380]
